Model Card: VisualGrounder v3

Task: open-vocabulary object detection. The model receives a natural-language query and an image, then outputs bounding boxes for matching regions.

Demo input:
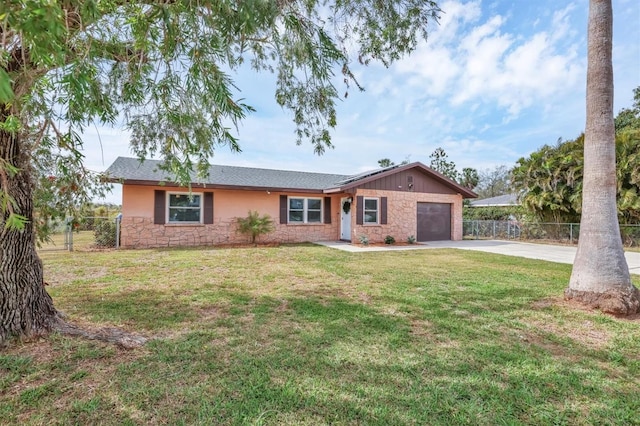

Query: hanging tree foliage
[0,0,442,344]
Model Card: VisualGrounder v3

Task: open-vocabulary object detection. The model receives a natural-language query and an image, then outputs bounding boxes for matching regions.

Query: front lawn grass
[2,245,639,425]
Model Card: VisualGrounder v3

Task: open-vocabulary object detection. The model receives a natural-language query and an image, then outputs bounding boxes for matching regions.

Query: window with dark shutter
[324,197,332,224]
[363,198,379,224]
[280,195,288,224]
[203,192,214,224]
[380,197,388,224]
[356,196,364,225]
[167,193,202,223]
[154,190,166,224]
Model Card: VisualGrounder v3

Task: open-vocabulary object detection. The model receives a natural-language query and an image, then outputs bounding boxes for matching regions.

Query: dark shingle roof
[104,157,351,191]
[469,193,518,207]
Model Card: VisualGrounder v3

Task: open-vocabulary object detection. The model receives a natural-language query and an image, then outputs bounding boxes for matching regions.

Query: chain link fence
[463,220,640,247]
[37,218,74,252]
[77,216,121,249]
[38,216,122,252]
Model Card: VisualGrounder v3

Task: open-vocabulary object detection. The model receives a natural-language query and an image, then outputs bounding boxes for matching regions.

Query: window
[288,197,322,223]
[168,193,202,223]
[364,198,379,224]
[355,195,386,226]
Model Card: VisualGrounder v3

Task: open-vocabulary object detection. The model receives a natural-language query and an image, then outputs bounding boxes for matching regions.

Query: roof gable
[325,162,477,198]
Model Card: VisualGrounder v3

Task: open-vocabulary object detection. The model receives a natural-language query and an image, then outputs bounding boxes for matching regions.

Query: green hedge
[463,206,524,221]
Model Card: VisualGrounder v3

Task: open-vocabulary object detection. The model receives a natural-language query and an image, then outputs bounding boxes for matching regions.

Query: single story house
[105,157,477,248]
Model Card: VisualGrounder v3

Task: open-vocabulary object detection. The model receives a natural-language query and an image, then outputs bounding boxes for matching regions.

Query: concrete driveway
[316,239,640,275]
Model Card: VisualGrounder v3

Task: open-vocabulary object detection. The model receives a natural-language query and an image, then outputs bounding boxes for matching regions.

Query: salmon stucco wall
[120,185,341,248]
[350,189,463,243]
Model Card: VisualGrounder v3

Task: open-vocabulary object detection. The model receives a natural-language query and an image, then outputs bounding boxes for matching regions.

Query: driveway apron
[316,240,640,275]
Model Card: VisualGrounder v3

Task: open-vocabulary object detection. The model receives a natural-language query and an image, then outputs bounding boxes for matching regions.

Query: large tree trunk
[0,126,146,348]
[566,0,640,314]
[0,127,60,344]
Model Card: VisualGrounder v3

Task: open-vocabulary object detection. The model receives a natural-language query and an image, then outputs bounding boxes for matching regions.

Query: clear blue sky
[86,0,640,204]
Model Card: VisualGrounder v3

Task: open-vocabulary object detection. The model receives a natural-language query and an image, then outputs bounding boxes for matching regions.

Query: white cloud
[392,0,583,118]
[453,16,512,105]
[400,47,461,96]
[433,0,483,45]
[550,3,577,43]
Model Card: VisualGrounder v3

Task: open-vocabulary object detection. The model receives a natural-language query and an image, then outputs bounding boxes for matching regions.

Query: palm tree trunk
[0,127,60,344]
[566,0,640,314]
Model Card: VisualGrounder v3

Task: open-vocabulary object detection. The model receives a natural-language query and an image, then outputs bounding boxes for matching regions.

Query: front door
[340,197,352,241]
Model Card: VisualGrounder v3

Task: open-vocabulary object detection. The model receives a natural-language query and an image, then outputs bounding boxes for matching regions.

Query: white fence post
[570,223,573,244]
[65,217,73,251]
[115,213,123,249]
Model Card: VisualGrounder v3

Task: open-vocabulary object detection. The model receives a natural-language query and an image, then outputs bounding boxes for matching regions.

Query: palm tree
[511,140,583,224]
[236,211,275,244]
[566,0,640,314]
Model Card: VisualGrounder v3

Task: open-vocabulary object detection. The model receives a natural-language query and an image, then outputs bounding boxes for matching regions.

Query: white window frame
[288,197,323,224]
[167,192,203,224]
[363,197,379,224]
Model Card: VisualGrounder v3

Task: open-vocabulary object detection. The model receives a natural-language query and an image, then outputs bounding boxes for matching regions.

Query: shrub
[94,220,117,247]
[384,235,395,245]
[359,235,369,246]
[463,206,524,221]
[236,211,275,244]
[407,235,417,244]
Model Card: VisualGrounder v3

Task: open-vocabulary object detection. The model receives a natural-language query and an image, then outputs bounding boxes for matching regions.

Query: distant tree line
[512,86,640,224]
[385,87,640,224]
[378,147,483,191]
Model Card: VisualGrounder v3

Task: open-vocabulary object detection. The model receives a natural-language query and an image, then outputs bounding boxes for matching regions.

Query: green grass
[3,245,640,425]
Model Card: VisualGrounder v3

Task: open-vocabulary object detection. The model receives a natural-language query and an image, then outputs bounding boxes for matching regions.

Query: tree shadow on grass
[106,295,640,425]
[7,291,637,424]
[56,287,199,333]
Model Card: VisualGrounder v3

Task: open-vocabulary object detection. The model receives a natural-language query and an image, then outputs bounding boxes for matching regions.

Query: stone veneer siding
[351,189,463,243]
[119,188,463,248]
[120,217,339,248]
